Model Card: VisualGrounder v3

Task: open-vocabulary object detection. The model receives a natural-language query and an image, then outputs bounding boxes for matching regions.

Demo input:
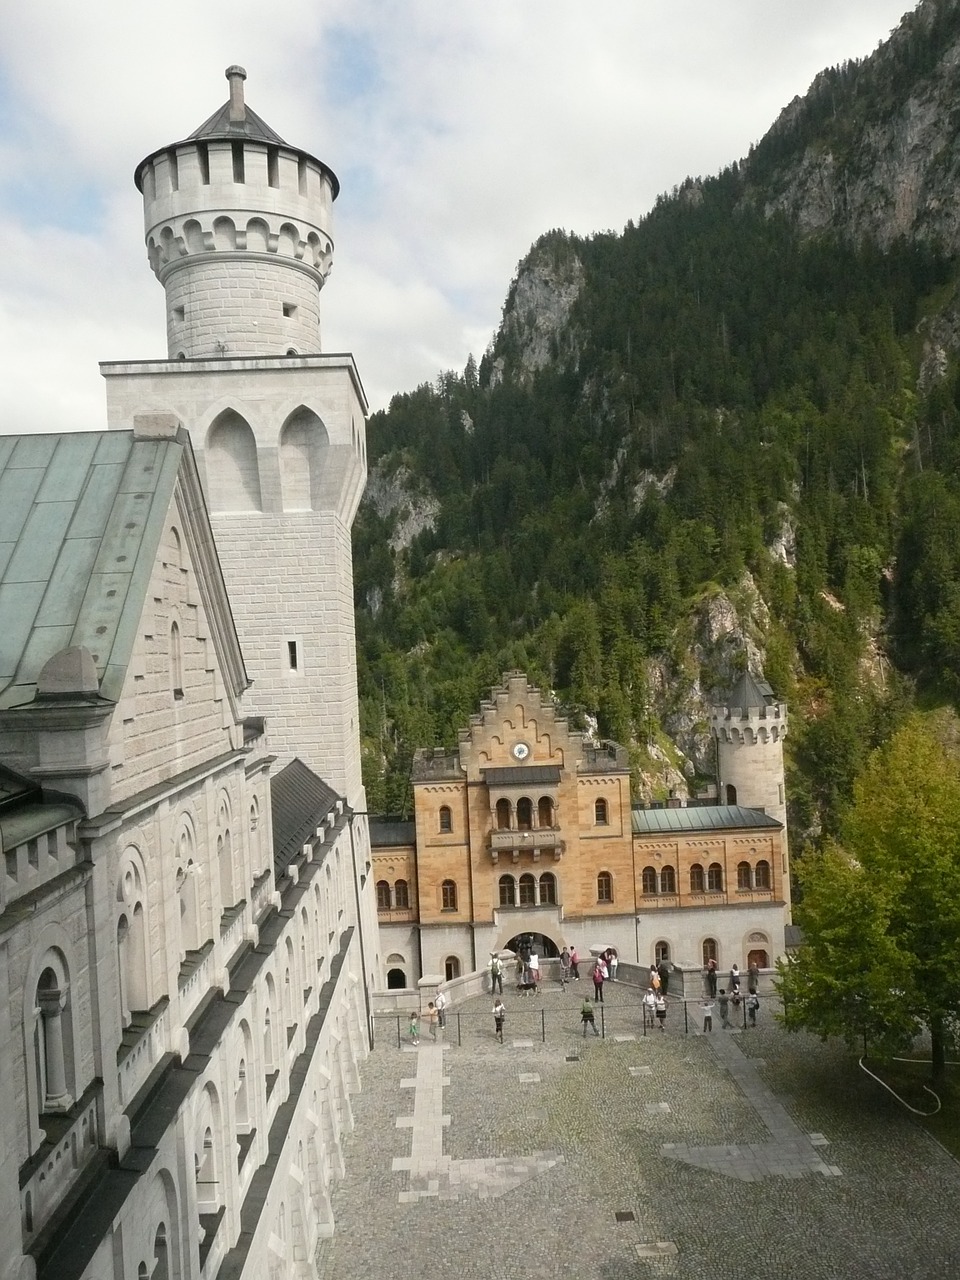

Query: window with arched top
[725,783,738,805]
[660,865,676,894]
[444,956,461,982]
[518,873,536,905]
[737,861,752,890]
[655,940,670,965]
[538,796,554,827]
[597,871,613,903]
[755,859,771,889]
[279,407,328,511]
[702,937,718,965]
[641,866,658,895]
[438,805,452,833]
[206,410,262,511]
[498,875,516,907]
[595,798,609,825]
[690,863,705,893]
[376,880,391,911]
[539,872,557,904]
[707,862,724,892]
[394,879,409,909]
[496,798,511,830]
[440,880,458,912]
[517,797,533,831]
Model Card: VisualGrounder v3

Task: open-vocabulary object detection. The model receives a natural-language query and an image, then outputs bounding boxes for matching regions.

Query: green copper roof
[0,430,184,709]
[632,804,781,835]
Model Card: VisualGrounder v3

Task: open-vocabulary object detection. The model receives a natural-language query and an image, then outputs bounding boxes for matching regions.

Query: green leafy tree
[779,716,960,1079]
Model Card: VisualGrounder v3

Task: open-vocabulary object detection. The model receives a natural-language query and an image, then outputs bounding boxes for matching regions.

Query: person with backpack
[581,998,599,1036]
[489,953,503,994]
[747,993,760,1027]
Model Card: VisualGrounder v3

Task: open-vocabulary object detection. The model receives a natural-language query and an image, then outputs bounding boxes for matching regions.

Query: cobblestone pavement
[316,982,960,1279]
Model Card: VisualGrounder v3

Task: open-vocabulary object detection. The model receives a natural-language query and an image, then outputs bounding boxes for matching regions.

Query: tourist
[718,989,730,1029]
[570,946,581,980]
[593,955,607,1002]
[489,953,504,994]
[748,961,760,995]
[649,966,661,993]
[643,987,657,1030]
[731,988,743,1023]
[559,947,571,987]
[655,993,667,1032]
[706,957,718,997]
[408,1010,420,1046]
[434,988,447,1030]
[581,998,599,1036]
[529,950,541,985]
[426,1002,439,1040]
[608,947,619,982]
[657,960,669,994]
[701,999,714,1032]
[493,998,506,1043]
[747,993,760,1027]
[730,963,741,993]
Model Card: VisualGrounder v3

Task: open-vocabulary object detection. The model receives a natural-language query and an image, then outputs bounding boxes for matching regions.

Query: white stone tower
[101,67,368,806]
[711,669,791,910]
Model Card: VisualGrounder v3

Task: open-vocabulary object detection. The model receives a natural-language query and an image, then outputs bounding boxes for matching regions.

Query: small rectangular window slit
[282,303,297,318]
[287,640,299,671]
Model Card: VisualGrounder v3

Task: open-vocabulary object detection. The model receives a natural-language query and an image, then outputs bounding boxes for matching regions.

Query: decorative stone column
[37,987,73,1113]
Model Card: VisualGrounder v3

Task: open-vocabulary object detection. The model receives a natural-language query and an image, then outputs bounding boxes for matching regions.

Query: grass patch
[865,1055,960,1160]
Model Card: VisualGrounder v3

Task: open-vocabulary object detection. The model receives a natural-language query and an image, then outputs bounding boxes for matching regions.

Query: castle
[0,69,378,1280]
[372,670,790,985]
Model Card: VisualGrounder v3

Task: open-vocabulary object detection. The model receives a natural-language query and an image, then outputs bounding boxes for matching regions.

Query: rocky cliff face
[749,0,960,255]
[489,233,585,386]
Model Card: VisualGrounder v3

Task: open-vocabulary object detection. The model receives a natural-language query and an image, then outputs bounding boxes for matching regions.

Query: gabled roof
[632,804,782,835]
[0,425,248,711]
[271,758,341,878]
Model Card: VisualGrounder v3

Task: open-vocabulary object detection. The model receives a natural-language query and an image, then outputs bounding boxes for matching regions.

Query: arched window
[517,797,533,830]
[595,798,608,825]
[539,872,557,905]
[702,937,718,966]
[444,956,461,982]
[376,880,391,911]
[34,957,74,1116]
[641,866,658,895]
[387,968,406,989]
[496,798,511,830]
[690,863,705,893]
[498,875,516,907]
[660,865,676,894]
[438,805,452,833]
[737,861,752,890]
[394,879,409,908]
[170,622,184,699]
[441,880,458,912]
[725,783,738,805]
[519,873,536,905]
[655,940,670,966]
[538,796,554,827]
[597,871,613,903]
[707,862,724,892]
[755,860,771,889]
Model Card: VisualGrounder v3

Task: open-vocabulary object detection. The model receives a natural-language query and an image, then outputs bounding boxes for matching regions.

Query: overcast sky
[0,0,914,431]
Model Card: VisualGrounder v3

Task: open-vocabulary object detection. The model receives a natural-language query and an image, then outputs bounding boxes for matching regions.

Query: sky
[0,0,916,431]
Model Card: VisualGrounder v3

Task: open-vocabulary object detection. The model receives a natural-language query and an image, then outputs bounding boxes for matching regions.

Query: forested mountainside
[353,0,960,851]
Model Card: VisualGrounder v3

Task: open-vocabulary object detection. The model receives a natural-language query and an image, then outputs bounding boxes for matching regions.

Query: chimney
[226,65,247,123]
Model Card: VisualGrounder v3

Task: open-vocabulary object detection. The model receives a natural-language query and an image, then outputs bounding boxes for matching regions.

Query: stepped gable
[456,670,585,782]
[0,422,248,714]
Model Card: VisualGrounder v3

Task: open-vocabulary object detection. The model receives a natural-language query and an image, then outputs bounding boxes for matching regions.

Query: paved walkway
[316,984,960,1279]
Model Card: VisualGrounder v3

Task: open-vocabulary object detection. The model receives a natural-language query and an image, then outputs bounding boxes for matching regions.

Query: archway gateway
[504,932,560,959]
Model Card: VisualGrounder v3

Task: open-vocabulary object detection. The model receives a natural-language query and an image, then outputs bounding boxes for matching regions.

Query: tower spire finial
[225,65,247,122]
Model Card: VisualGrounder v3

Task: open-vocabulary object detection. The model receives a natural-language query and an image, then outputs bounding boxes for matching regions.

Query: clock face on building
[512,741,531,761]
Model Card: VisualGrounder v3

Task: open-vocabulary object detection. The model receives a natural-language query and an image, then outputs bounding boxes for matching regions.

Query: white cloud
[0,0,915,426]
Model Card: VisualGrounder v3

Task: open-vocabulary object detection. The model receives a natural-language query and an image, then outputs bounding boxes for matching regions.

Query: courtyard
[316,981,960,1279]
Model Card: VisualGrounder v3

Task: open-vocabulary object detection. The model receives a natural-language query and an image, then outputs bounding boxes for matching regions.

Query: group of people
[407,989,449,1045]
[700,961,761,1031]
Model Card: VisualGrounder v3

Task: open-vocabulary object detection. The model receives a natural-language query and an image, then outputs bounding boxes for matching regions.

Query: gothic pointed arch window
[206,409,262,511]
[279,407,328,511]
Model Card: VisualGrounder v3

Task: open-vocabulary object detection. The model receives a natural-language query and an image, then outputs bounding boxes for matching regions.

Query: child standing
[493,998,506,1043]
[408,1011,420,1046]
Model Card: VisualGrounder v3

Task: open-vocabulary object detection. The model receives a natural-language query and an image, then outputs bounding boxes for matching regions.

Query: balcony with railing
[488,828,564,862]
